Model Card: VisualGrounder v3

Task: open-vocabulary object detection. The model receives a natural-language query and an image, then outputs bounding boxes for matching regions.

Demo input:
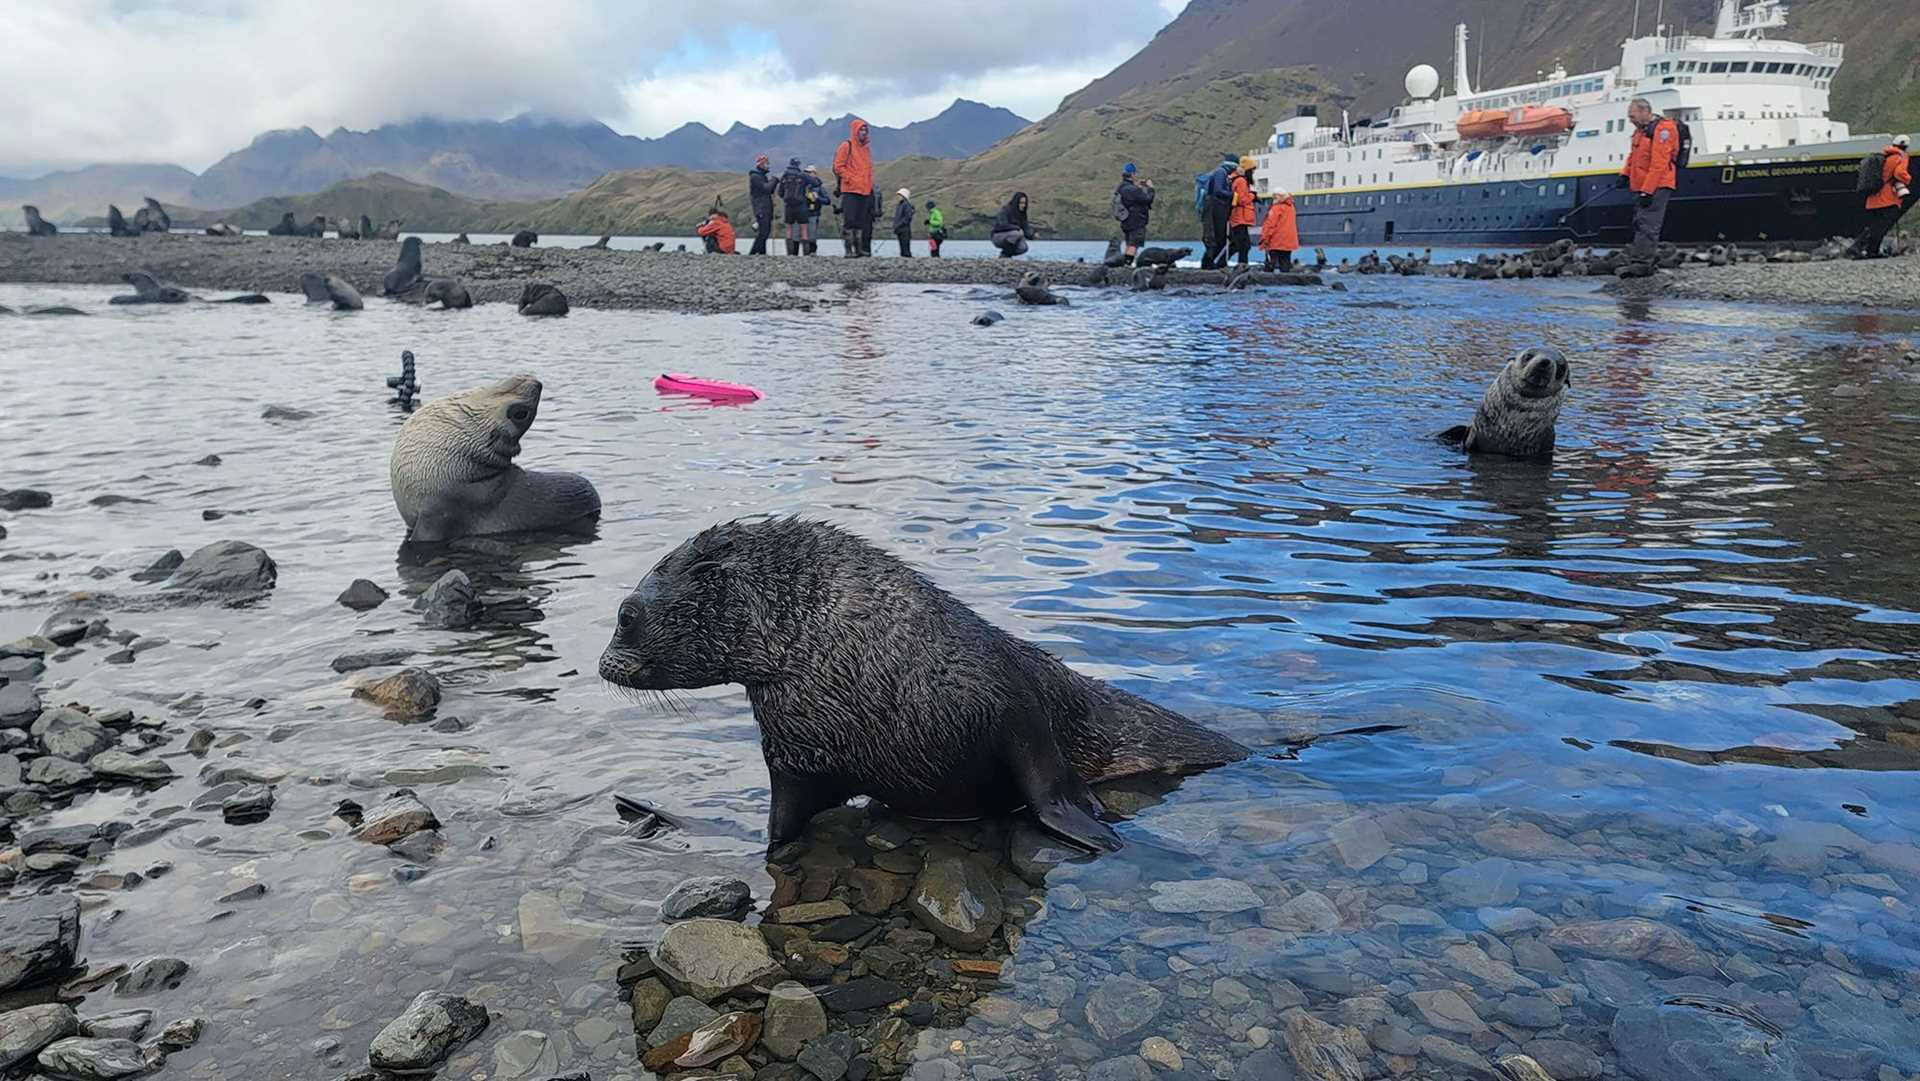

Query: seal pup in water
[598,518,1250,851]
[517,283,569,317]
[1015,271,1066,306]
[300,271,363,310]
[388,374,600,543]
[1439,346,1571,459]
[383,236,424,296]
[109,271,190,304]
[423,279,473,309]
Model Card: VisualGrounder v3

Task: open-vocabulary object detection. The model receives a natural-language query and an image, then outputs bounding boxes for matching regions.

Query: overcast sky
[6,0,1187,177]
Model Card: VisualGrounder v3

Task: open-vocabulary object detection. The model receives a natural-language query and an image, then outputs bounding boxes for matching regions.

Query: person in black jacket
[747,153,776,255]
[1113,163,1155,266]
[891,188,915,257]
[778,158,814,256]
[1200,151,1238,270]
[991,192,1035,257]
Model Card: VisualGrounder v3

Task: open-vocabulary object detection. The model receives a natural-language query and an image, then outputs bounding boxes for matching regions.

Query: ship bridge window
[1729,62,1748,73]
[1709,62,1728,73]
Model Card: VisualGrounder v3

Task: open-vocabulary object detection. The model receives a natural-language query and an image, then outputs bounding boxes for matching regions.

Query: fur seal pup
[449,232,470,245]
[383,237,424,296]
[598,518,1250,850]
[1130,264,1169,291]
[23,206,57,236]
[300,271,363,310]
[1134,246,1188,268]
[1015,271,1066,306]
[971,310,1004,326]
[510,230,538,248]
[423,279,472,309]
[109,271,191,305]
[516,283,569,317]
[268,213,299,236]
[107,205,136,237]
[388,374,600,543]
[1439,346,1571,459]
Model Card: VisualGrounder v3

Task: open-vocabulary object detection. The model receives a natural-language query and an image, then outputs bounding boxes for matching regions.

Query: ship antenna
[1476,21,1484,89]
[1632,0,1642,37]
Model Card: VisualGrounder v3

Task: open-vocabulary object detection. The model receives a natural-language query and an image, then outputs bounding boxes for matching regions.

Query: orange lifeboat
[1506,105,1575,137]
[1456,109,1510,139]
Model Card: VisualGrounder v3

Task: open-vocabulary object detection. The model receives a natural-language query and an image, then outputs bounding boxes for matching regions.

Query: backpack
[1112,184,1129,222]
[1857,151,1888,195]
[1672,119,1693,170]
[1193,173,1210,219]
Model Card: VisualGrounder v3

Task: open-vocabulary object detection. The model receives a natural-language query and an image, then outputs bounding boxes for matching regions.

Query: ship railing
[1806,42,1844,59]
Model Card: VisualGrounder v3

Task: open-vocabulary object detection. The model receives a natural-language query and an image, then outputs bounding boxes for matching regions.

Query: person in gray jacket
[891,188,915,257]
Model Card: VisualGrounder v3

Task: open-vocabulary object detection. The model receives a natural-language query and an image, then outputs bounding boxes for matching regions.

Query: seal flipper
[1004,696,1123,854]
[767,770,849,845]
[1438,424,1472,448]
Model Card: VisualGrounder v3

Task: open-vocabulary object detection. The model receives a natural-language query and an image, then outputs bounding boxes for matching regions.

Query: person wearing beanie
[1228,155,1257,267]
[747,152,776,255]
[1111,162,1155,266]
[1855,133,1913,259]
[925,197,946,257]
[1201,151,1240,269]
[803,165,828,254]
[777,157,813,256]
[892,187,916,257]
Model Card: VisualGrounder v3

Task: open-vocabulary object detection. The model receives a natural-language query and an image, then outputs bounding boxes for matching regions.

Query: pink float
[653,373,763,401]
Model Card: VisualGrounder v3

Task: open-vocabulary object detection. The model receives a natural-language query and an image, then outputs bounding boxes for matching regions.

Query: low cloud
[6,0,1172,175]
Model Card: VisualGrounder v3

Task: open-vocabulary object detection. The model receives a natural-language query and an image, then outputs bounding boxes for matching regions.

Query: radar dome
[1405,64,1440,99]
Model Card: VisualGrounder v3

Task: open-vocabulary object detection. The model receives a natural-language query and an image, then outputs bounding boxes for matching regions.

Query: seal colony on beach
[1440,346,1572,458]
[388,374,601,543]
[598,518,1250,851]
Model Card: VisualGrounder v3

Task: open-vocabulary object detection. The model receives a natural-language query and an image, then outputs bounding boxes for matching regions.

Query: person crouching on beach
[991,192,1034,257]
[696,207,736,254]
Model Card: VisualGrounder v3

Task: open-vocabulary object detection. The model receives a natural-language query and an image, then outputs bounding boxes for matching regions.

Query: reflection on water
[1,275,1917,1080]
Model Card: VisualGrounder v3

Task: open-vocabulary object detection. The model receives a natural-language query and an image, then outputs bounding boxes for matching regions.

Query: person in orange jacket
[1618,98,1680,277]
[696,208,736,254]
[1260,189,1299,270]
[832,118,875,257]
[1853,134,1913,259]
[1227,156,1257,267]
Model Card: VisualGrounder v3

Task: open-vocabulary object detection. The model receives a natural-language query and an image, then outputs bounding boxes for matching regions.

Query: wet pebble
[129,550,183,584]
[909,854,1004,950]
[0,489,52,511]
[0,895,79,990]
[114,957,189,995]
[1145,877,1263,914]
[336,579,390,611]
[329,648,414,674]
[77,1010,150,1042]
[166,540,276,593]
[85,750,173,783]
[1085,975,1163,1041]
[352,666,442,720]
[761,982,827,1060]
[414,570,478,629]
[220,784,274,824]
[661,876,753,922]
[155,1016,204,1050]
[368,991,489,1071]
[646,996,718,1047]
[652,919,784,1001]
[796,1030,856,1081]
[351,789,440,845]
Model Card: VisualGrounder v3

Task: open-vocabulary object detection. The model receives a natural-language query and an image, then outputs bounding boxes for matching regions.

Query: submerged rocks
[1085,975,1163,1041]
[129,550,183,584]
[330,648,413,673]
[1145,878,1263,915]
[0,896,79,990]
[651,919,783,1001]
[760,982,827,1060]
[353,666,442,720]
[660,877,753,922]
[1610,998,1801,1081]
[909,854,1004,950]
[167,540,276,593]
[221,784,275,824]
[414,570,477,628]
[114,957,189,995]
[368,990,490,1071]
[0,1003,78,1070]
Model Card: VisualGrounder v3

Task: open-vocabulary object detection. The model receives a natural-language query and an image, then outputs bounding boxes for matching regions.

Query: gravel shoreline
[1604,253,1920,309]
[0,232,1151,314]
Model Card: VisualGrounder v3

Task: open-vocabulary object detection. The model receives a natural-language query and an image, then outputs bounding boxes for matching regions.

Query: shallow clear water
[1,275,1918,1081]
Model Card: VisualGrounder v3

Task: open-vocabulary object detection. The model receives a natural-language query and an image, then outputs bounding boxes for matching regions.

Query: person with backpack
[1228,156,1257,268]
[747,153,777,255]
[696,207,736,254]
[832,118,875,257]
[1110,163,1155,266]
[1200,151,1239,270]
[925,198,946,257]
[991,192,1035,257]
[891,188,915,257]
[1260,188,1299,270]
[777,158,814,256]
[1616,98,1681,278]
[1852,134,1912,259]
[804,165,828,255]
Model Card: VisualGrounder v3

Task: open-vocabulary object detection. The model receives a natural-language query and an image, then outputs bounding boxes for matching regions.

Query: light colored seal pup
[1439,346,1571,459]
[389,375,600,543]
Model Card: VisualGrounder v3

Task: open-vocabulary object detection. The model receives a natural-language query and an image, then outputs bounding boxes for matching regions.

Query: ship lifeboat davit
[1456,109,1510,139]
[1506,105,1575,137]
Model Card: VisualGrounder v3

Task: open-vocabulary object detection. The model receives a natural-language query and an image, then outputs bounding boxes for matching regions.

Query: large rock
[26,756,92,787]
[1085,976,1164,1041]
[34,1036,149,1080]
[652,919,783,1001]
[86,750,174,783]
[368,990,490,1071]
[1611,998,1802,1081]
[909,855,1004,950]
[1406,989,1485,1034]
[760,982,826,1061]
[1146,878,1263,915]
[352,789,440,845]
[0,896,79,990]
[0,1003,78,1070]
[1545,918,1714,975]
[1282,1011,1370,1081]
[661,877,752,922]
[114,957,189,995]
[167,541,277,593]
[336,579,389,611]
[353,667,442,720]
[414,570,477,629]
[31,708,112,761]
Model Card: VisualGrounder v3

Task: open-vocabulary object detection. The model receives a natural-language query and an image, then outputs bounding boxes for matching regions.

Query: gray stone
[1405,989,1485,1034]
[628,977,672,1032]
[130,550,183,584]
[0,1003,78,1070]
[1087,1056,1154,1081]
[0,682,40,724]
[1611,999,1802,1081]
[1495,1054,1557,1081]
[817,977,906,1012]
[337,579,390,611]
[0,489,52,511]
[330,648,414,674]
[910,855,1005,950]
[1438,857,1524,906]
[1008,822,1080,885]
[1477,907,1552,935]
[34,1036,149,1080]
[1086,975,1164,1041]
[168,540,276,593]
[1493,995,1562,1029]
[1546,918,1714,976]
[27,756,92,787]
[0,895,79,990]
[1524,1038,1603,1081]
[1282,1010,1369,1081]
[414,570,478,628]
[651,919,783,1001]
[647,995,718,1047]
[353,667,442,720]
[0,654,44,682]
[85,750,173,783]
[761,981,827,1060]
[796,1031,854,1081]
[114,957,189,995]
[352,790,440,845]
[0,752,18,786]
[1146,878,1263,914]
[77,1011,151,1041]
[661,877,753,922]
[1233,1050,1300,1081]
[221,785,275,824]
[1329,814,1391,870]
[156,1017,204,1050]
[1420,1034,1495,1078]
[368,990,490,1071]
[32,708,112,761]
[1270,890,1341,932]
[17,824,101,856]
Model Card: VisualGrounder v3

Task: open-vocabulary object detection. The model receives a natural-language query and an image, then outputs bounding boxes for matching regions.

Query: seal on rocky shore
[510,230,538,248]
[23,206,57,236]
[383,237,424,295]
[449,232,470,245]
[423,279,473,309]
[300,271,363,310]
[109,271,190,305]
[141,198,171,232]
[1439,346,1571,458]
[107,205,135,237]
[598,518,1251,850]
[1134,246,1188,268]
[516,283,568,317]
[388,374,600,543]
[588,235,611,250]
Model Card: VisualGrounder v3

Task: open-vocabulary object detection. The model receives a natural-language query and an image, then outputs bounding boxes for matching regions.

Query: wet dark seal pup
[1439,346,1571,459]
[1015,271,1066,306]
[598,518,1250,851]
[384,236,424,295]
[517,283,569,317]
[388,374,601,543]
[109,271,190,304]
[300,271,363,310]
[510,229,538,248]
[423,279,472,309]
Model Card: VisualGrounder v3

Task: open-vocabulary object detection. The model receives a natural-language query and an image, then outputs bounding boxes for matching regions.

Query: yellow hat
[1239,155,1256,170]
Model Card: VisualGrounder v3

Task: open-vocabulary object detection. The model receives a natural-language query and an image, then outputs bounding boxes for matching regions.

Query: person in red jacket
[696,208,736,254]
[1260,189,1299,270]
[1227,156,1257,268]
[832,118,874,258]
[1853,134,1912,259]
[1618,98,1680,277]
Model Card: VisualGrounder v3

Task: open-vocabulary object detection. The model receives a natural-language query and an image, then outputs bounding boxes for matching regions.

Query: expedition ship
[1250,0,1909,248]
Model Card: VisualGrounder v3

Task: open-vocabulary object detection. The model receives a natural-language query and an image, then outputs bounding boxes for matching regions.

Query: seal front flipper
[1437,424,1471,448]
[1004,697,1122,854]
[767,771,849,845]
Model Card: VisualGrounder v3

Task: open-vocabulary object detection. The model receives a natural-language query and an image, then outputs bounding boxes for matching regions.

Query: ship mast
[1454,24,1473,96]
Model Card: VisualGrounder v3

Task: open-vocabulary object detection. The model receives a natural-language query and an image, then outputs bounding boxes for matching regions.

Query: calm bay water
[1,274,1917,1080]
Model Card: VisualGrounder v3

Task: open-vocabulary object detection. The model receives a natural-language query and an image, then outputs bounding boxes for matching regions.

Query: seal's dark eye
[508,405,532,423]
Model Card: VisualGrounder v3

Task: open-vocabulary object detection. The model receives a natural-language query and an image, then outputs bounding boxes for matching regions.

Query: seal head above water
[388,374,600,543]
[1439,346,1571,458]
[598,518,1250,851]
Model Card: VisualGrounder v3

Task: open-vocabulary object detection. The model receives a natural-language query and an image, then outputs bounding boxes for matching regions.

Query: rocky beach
[1607,254,1920,309]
